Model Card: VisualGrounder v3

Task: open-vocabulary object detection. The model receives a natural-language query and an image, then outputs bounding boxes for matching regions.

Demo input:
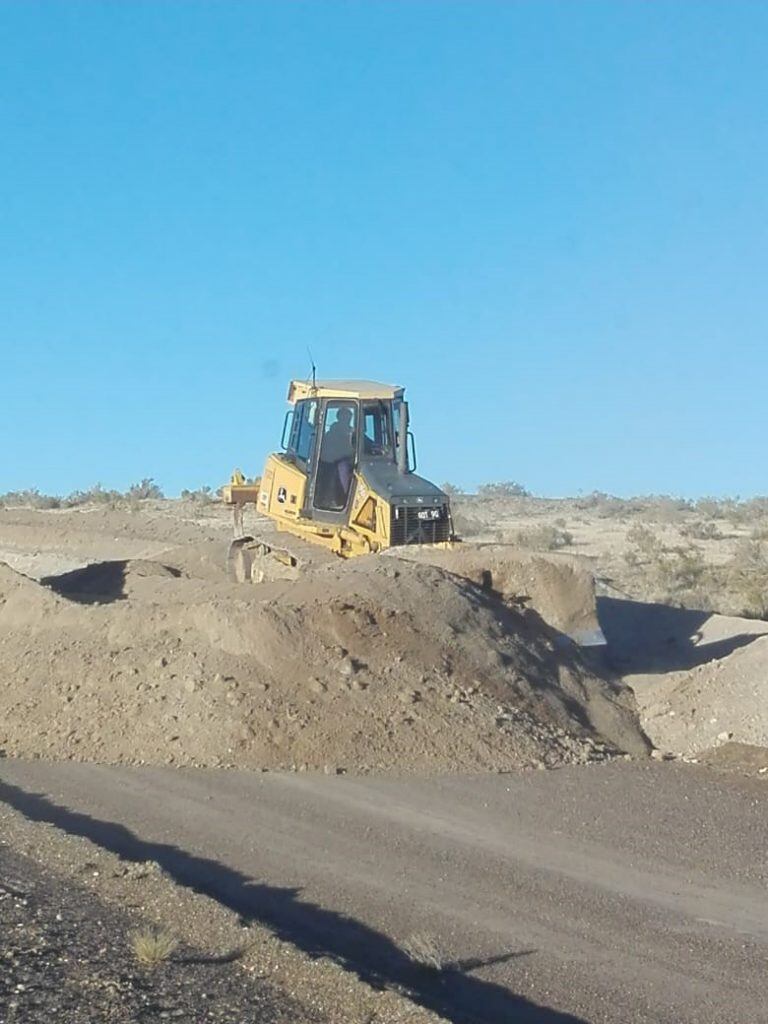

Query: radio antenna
[307,347,317,388]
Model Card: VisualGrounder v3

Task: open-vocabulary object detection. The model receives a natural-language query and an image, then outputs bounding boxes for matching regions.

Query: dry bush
[440,481,464,496]
[573,491,627,517]
[180,485,216,504]
[127,478,164,501]
[655,544,710,599]
[727,540,768,619]
[681,520,724,541]
[636,495,692,523]
[1,481,166,510]
[131,928,178,966]
[477,481,530,499]
[744,497,768,518]
[452,510,486,538]
[694,497,733,519]
[402,932,448,971]
[622,523,768,618]
[623,524,663,566]
[693,496,768,529]
[0,488,62,510]
[64,484,122,507]
[514,525,573,551]
[624,526,714,607]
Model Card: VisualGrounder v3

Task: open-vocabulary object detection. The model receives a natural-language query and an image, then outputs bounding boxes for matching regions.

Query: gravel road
[0,846,307,1024]
[0,760,765,1024]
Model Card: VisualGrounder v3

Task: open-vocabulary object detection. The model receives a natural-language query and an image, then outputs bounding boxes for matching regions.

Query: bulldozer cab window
[289,399,318,465]
[315,401,357,511]
[362,402,392,458]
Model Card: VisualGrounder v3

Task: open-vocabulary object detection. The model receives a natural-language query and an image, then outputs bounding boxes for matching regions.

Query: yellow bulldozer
[222,379,454,580]
[222,377,606,648]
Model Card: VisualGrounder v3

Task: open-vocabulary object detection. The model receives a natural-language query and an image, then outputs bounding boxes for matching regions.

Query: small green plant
[402,932,447,971]
[131,928,178,966]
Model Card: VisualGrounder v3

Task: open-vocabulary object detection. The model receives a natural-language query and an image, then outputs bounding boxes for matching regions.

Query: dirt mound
[392,544,604,644]
[0,561,63,625]
[637,634,768,756]
[0,549,648,771]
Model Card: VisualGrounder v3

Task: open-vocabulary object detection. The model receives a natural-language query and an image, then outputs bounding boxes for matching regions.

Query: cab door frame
[306,398,360,524]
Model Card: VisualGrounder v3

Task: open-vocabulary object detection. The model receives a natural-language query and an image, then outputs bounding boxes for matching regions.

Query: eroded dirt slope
[0,540,647,772]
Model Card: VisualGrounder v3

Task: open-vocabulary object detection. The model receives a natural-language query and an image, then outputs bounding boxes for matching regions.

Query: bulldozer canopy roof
[287,379,404,403]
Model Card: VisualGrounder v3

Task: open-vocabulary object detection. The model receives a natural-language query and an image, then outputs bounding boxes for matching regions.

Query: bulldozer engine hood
[358,461,447,506]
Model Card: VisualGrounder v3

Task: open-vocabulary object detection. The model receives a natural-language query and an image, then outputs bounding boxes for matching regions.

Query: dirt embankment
[0,543,648,772]
[633,635,768,760]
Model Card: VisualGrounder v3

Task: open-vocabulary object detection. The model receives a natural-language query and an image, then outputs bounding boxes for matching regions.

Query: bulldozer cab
[284,385,408,524]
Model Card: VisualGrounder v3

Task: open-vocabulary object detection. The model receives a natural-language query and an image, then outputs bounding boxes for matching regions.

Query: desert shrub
[180,485,216,504]
[727,539,768,618]
[624,524,663,565]
[0,488,61,509]
[681,520,724,541]
[126,478,164,501]
[634,494,692,523]
[695,496,768,528]
[624,523,715,607]
[130,928,177,966]
[0,481,167,509]
[573,491,628,517]
[440,482,464,496]
[694,497,733,519]
[452,510,485,538]
[514,525,573,551]
[743,497,768,518]
[402,932,448,972]
[64,483,122,507]
[655,544,710,597]
[477,481,530,499]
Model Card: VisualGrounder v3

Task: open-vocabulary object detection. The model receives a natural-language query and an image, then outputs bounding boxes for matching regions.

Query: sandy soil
[454,495,768,759]
[0,501,648,773]
[1,494,766,765]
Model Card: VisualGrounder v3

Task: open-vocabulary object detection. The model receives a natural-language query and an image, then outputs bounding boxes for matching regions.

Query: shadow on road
[597,596,762,674]
[0,778,589,1024]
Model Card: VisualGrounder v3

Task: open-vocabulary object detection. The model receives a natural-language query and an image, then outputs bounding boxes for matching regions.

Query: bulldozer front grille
[390,504,451,546]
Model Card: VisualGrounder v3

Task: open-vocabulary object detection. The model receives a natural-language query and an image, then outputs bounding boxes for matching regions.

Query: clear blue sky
[1,2,766,498]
